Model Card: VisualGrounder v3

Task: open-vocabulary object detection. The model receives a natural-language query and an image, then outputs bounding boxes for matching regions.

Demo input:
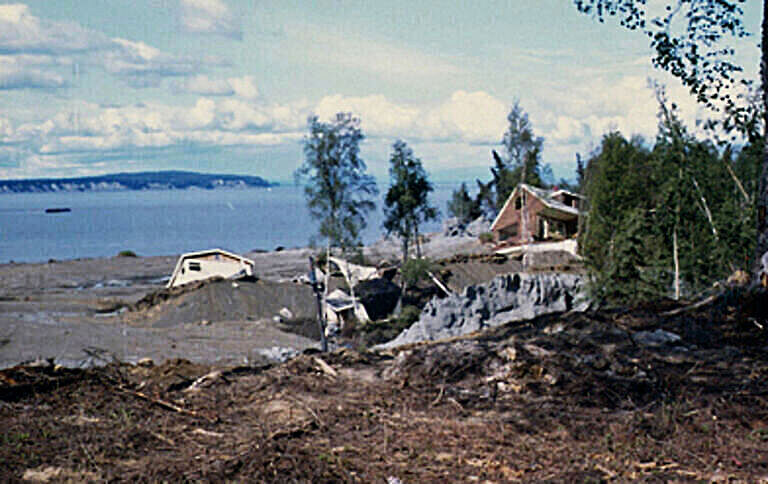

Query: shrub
[401,258,434,287]
[117,250,137,257]
[478,232,495,244]
[399,304,421,325]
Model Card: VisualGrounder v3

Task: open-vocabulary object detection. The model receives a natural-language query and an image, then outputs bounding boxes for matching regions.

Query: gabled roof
[550,188,584,200]
[490,184,580,231]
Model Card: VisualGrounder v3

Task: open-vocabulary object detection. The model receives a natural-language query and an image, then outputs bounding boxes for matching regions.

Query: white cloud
[313,90,507,144]
[102,38,207,87]
[422,91,507,143]
[0,4,109,55]
[0,80,712,181]
[314,94,419,138]
[0,56,66,89]
[179,0,242,39]
[176,75,259,98]
[0,4,221,89]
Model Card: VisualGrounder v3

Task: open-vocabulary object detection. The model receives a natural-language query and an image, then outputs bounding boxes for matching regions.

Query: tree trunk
[674,167,682,301]
[756,0,768,281]
[673,221,680,301]
[415,225,422,259]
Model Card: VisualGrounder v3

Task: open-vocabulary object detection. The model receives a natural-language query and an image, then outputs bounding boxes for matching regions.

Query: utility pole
[308,256,327,352]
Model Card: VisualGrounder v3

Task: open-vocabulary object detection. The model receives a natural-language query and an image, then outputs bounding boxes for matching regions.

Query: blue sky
[0,0,761,183]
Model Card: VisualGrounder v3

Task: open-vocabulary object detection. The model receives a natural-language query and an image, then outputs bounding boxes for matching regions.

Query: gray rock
[633,329,681,347]
[442,217,466,237]
[279,307,294,320]
[257,346,299,362]
[377,272,588,349]
[464,216,491,237]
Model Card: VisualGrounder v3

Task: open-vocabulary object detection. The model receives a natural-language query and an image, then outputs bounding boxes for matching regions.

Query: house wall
[171,258,253,287]
[493,191,547,245]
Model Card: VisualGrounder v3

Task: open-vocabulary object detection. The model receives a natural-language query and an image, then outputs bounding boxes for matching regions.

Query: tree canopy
[495,101,548,208]
[295,113,378,251]
[580,96,760,304]
[449,101,551,223]
[573,0,767,279]
[383,140,439,262]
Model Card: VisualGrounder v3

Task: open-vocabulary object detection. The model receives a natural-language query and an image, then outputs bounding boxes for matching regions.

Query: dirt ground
[2,291,767,482]
[0,236,488,368]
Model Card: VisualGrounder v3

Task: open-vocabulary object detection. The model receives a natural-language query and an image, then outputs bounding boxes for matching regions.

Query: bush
[117,250,137,257]
[478,232,495,244]
[399,304,421,325]
[401,258,434,287]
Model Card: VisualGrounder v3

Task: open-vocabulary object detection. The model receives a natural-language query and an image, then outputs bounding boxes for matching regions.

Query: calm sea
[0,184,459,263]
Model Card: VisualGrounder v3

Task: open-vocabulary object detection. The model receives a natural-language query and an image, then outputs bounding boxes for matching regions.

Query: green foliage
[451,101,555,223]
[383,140,439,262]
[478,232,494,244]
[581,96,759,305]
[295,113,378,250]
[486,102,550,214]
[447,182,479,224]
[495,101,550,204]
[573,0,766,275]
[117,250,137,257]
[398,304,421,326]
[401,257,434,288]
[572,1,750,115]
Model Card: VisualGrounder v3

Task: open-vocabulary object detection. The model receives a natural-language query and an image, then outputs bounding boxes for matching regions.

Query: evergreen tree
[581,95,758,304]
[580,131,659,303]
[496,102,548,207]
[447,182,478,224]
[383,140,438,263]
[572,0,767,282]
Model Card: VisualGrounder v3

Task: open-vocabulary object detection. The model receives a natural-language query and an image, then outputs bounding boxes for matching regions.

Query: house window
[514,197,521,209]
[188,261,201,271]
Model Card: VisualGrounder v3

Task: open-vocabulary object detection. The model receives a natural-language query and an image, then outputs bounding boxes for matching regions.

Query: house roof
[550,188,584,200]
[176,248,254,264]
[490,184,580,231]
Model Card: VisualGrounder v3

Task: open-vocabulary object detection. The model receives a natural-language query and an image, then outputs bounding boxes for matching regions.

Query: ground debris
[2,297,767,481]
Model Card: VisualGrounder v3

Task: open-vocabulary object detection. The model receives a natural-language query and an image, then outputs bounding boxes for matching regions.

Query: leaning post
[308,256,328,352]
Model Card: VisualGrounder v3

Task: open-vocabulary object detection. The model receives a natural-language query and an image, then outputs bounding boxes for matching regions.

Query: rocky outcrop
[442,216,492,238]
[377,272,588,349]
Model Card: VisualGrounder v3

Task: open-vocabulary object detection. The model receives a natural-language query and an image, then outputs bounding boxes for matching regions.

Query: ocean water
[0,184,459,263]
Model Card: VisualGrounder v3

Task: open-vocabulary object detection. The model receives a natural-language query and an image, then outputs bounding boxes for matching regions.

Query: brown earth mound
[2,291,767,482]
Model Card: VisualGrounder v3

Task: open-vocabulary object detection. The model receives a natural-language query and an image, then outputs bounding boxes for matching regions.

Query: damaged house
[490,184,583,256]
[167,249,255,288]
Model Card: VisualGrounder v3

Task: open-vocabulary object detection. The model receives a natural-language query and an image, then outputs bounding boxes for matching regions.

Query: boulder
[377,272,588,349]
[464,216,491,237]
[442,217,466,237]
[633,329,681,347]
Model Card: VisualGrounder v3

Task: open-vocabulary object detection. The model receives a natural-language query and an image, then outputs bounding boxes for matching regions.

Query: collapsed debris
[1,290,766,482]
[378,272,588,349]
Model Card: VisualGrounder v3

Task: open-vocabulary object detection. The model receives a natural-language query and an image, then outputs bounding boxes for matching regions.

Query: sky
[0,0,762,183]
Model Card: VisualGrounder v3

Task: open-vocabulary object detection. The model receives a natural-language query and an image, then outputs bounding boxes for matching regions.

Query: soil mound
[125,279,316,327]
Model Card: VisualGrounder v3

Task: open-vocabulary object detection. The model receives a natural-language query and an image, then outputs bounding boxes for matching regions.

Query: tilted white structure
[167,248,255,288]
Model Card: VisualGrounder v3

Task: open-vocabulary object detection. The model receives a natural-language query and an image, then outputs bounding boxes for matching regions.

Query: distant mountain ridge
[0,171,275,193]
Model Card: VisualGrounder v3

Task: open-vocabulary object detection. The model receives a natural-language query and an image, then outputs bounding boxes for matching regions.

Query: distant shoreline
[0,170,275,194]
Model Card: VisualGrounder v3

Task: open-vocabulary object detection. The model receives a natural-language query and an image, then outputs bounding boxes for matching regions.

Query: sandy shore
[0,233,484,368]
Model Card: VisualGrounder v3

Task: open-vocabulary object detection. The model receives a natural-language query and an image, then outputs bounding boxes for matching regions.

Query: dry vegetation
[2,290,767,482]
